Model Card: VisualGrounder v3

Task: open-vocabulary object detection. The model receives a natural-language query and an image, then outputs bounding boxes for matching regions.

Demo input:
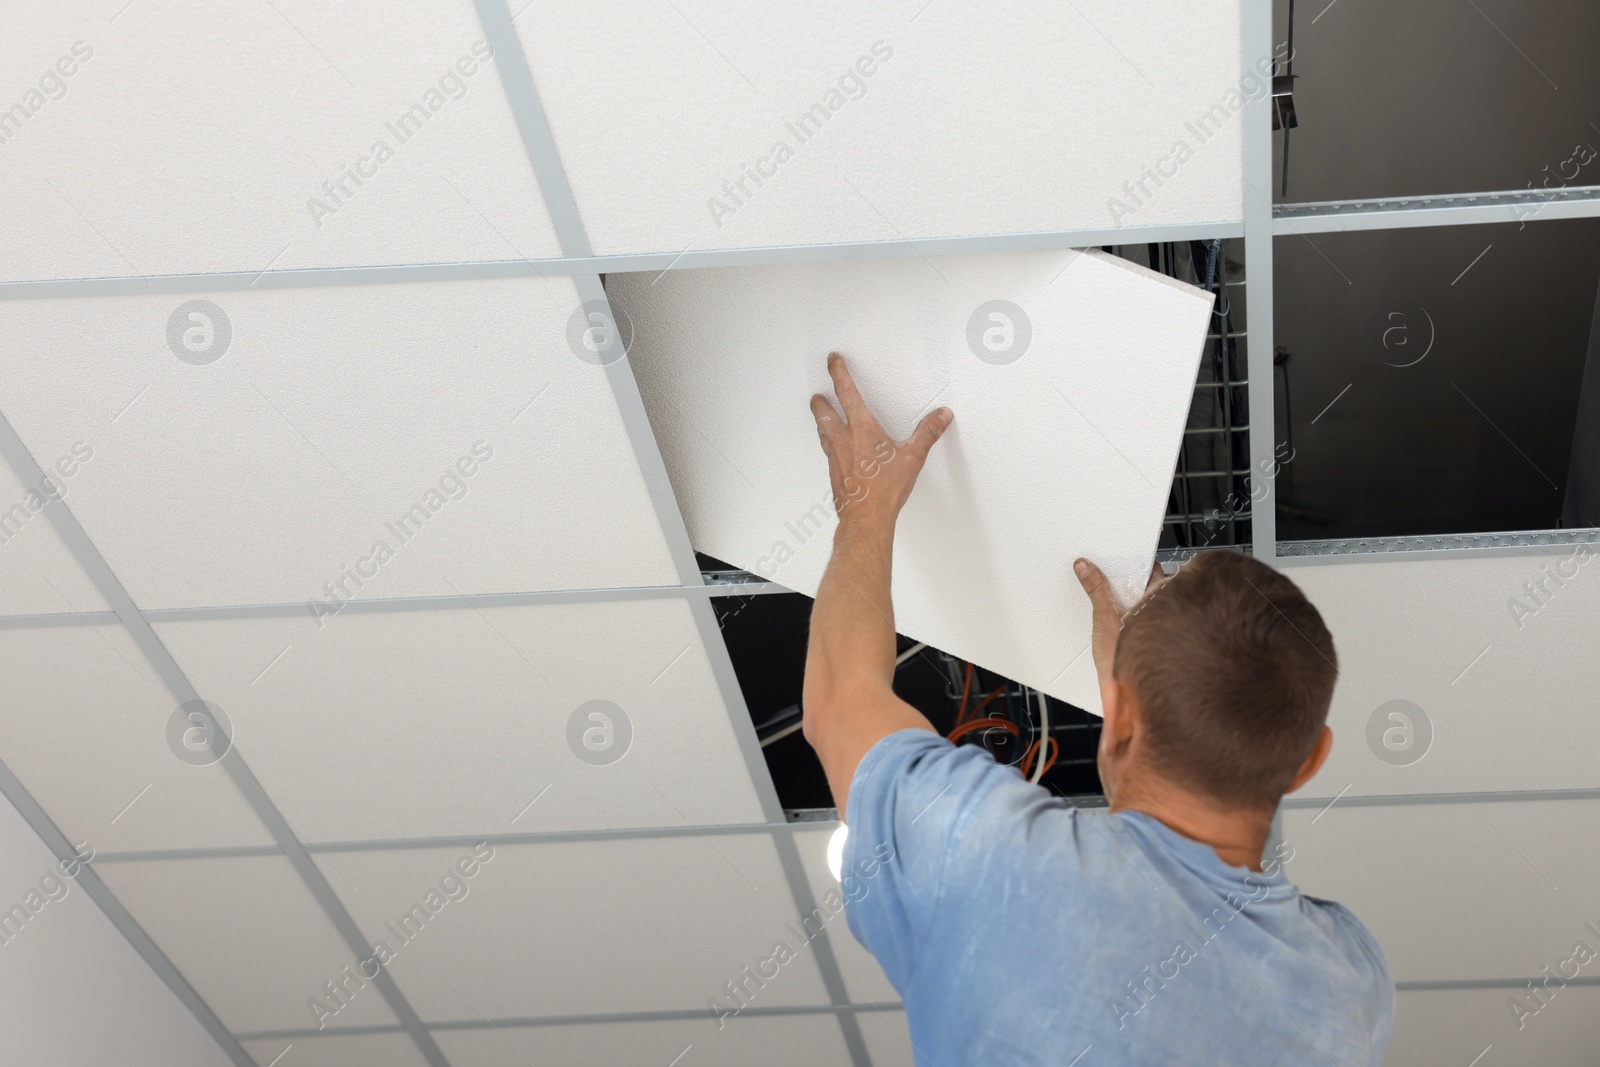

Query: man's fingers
[826,352,869,422]
[812,396,838,454]
[907,406,954,460]
[1073,558,1121,619]
[1075,557,1123,684]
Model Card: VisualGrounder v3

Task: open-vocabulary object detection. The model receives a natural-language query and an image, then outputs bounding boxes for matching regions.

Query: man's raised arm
[800,353,953,821]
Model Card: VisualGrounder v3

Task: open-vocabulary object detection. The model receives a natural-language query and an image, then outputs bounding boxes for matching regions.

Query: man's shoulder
[1300,893,1395,984]
[853,728,1039,829]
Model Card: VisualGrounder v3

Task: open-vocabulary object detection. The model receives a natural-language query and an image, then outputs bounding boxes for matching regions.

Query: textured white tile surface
[1285,551,1600,797]
[95,856,399,1034]
[612,250,1213,713]
[0,1,558,281]
[154,599,766,841]
[435,1014,851,1067]
[320,837,832,1019]
[0,453,109,616]
[1281,801,1600,983]
[519,0,1247,255]
[0,277,676,608]
[0,623,272,852]
[0,793,233,1067]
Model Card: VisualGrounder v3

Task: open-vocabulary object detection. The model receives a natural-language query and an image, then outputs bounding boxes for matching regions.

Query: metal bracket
[1275,186,1600,234]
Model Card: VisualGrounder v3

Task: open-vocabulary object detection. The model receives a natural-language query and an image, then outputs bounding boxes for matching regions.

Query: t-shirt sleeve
[840,727,1017,989]
[1306,895,1397,1063]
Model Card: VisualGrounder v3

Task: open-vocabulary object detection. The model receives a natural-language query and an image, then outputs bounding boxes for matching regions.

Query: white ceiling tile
[612,250,1212,713]
[856,1009,916,1067]
[0,454,109,616]
[792,826,895,1005]
[1385,987,1600,1067]
[517,1,1245,255]
[153,598,765,841]
[0,793,234,1067]
[0,1,558,282]
[0,277,677,608]
[0,624,271,852]
[240,1034,432,1067]
[1285,552,1600,796]
[317,837,832,1019]
[1281,801,1600,983]
[95,856,400,1034]
[435,1014,851,1067]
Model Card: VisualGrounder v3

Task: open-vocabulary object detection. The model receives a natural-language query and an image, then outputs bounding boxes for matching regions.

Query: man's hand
[810,352,953,533]
[803,352,952,821]
[1074,558,1166,685]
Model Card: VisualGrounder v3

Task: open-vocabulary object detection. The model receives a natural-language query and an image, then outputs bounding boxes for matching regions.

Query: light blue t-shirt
[843,729,1394,1066]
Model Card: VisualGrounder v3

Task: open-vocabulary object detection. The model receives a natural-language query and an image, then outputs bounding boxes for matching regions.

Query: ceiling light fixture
[826,823,848,881]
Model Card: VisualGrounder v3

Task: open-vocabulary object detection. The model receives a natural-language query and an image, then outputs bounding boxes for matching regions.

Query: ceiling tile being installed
[612,249,1212,713]
[1280,801,1600,983]
[0,1,558,281]
[239,1034,433,1067]
[0,277,677,609]
[95,855,400,1035]
[316,837,833,1021]
[0,459,109,616]
[0,623,272,853]
[516,0,1245,255]
[434,1014,852,1067]
[153,599,766,842]
[1285,552,1600,798]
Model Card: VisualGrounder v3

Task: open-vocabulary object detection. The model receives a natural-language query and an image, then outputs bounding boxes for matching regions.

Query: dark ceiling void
[1273,0,1600,204]
[1273,218,1600,540]
[704,555,1105,811]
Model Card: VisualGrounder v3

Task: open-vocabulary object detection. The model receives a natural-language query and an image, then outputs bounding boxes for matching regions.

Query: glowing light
[826,823,848,882]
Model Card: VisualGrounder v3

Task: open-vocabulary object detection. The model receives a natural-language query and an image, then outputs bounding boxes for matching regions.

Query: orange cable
[946,716,1019,746]
[1020,737,1060,781]
[969,684,1007,719]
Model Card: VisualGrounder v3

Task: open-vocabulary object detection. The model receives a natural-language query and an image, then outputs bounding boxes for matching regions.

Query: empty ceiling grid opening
[0,2,1595,1067]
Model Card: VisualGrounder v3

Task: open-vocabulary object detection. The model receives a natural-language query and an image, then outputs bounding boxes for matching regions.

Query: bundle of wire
[945,662,1057,784]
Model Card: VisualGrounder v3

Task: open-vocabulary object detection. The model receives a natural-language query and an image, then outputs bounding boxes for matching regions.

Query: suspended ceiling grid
[1,1,1598,1065]
[0,1,1250,1063]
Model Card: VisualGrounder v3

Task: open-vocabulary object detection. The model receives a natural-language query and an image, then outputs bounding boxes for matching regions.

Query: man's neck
[1107,781,1274,872]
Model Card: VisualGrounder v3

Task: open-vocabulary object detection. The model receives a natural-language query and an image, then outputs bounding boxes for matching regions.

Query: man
[802,353,1393,1064]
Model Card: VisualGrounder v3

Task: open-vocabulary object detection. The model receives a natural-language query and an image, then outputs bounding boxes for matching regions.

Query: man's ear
[1099,676,1136,757]
[1285,725,1334,794]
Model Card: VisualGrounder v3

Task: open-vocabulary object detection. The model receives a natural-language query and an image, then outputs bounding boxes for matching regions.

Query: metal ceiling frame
[0,409,447,1067]
[6,187,1591,305]
[2,0,1598,1063]
[1276,528,1600,565]
[1242,0,1279,566]
[228,1000,912,1043]
[469,2,872,1065]
[0,222,1241,301]
[0,578,785,631]
[75,782,1600,867]
[1275,186,1600,235]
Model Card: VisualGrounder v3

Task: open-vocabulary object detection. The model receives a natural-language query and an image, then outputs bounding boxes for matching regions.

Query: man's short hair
[1114,550,1337,809]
